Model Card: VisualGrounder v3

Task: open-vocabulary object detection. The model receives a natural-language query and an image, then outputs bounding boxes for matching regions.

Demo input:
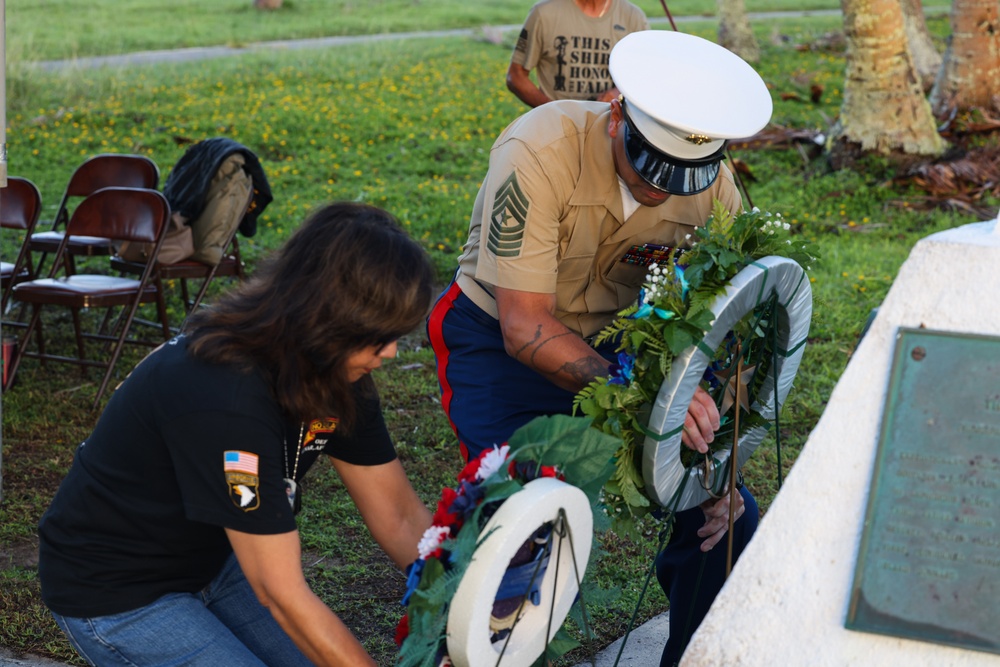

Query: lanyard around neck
[284,422,305,482]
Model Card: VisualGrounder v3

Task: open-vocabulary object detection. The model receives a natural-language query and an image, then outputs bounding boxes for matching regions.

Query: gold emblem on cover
[685,134,712,145]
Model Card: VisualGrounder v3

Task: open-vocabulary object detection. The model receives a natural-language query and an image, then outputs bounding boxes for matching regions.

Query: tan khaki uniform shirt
[511,0,649,102]
[456,101,742,340]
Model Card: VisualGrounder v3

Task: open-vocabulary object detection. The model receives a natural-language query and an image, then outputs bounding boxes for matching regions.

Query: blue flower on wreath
[630,291,675,321]
[702,364,722,391]
[608,352,635,385]
[449,480,486,518]
[634,287,650,309]
[675,264,690,299]
[401,559,425,605]
[702,332,737,391]
[508,460,549,483]
[631,302,675,321]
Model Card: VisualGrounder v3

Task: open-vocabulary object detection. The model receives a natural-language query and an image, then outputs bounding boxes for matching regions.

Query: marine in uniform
[430,31,773,664]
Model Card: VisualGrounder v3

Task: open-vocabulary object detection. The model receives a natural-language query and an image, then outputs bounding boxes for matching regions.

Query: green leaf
[482,479,523,503]
[710,199,734,233]
[508,414,621,499]
[663,326,695,355]
[686,307,716,331]
[717,248,742,267]
[405,557,446,618]
[684,262,706,289]
[620,479,650,507]
[543,627,582,659]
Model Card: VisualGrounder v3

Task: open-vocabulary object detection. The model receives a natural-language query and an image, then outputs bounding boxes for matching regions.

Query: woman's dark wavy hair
[185,202,435,431]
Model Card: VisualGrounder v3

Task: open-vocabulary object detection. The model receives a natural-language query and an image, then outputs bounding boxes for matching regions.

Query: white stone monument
[683,215,1000,666]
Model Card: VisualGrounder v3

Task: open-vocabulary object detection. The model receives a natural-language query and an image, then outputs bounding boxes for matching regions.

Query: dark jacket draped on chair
[163,138,272,239]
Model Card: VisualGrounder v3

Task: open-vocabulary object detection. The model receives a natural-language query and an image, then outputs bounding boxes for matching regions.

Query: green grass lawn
[1,7,996,667]
[4,0,868,62]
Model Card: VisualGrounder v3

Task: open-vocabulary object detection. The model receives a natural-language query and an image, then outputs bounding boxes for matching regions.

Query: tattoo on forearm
[513,325,546,358]
[528,330,576,365]
[553,357,609,386]
[512,325,606,387]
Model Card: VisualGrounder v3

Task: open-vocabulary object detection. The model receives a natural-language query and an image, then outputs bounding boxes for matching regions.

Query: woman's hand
[226,529,376,666]
[331,457,432,569]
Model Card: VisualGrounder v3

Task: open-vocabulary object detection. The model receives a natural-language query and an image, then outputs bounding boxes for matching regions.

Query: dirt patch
[0,536,40,569]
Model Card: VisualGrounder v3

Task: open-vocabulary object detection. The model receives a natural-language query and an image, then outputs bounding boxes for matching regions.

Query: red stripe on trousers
[426,282,470,461]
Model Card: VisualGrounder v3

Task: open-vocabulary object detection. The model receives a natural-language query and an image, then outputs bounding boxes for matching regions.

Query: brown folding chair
[8,187,171,409]
[29,154,160,275]
[110,174,253,333]
[1,177,43,311]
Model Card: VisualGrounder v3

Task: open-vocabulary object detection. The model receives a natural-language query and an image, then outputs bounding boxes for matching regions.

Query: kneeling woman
[38,202,436,666]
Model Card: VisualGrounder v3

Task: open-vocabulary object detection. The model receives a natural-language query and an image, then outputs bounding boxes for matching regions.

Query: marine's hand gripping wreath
[643,255,812,510]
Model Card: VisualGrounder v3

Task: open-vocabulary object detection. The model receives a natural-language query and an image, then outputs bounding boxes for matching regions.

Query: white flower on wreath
[477,444,510,481]
[417,525,452,559]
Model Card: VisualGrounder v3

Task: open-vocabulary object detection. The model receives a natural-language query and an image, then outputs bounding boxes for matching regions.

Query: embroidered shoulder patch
[227,473,260,511]
[487,172,529,258]
[224,450,260,512]
[303,417,339,453]
[224,450,259,474]
[515,28,528,53]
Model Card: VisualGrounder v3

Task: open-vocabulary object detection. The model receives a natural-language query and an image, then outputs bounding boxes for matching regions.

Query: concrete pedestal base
[683,219,1000,666]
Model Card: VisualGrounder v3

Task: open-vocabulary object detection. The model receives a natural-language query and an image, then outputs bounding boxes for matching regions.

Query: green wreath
[576,201,818,530]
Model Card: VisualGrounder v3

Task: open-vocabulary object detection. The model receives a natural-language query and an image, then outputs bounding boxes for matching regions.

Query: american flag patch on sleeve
[224,450,259,475]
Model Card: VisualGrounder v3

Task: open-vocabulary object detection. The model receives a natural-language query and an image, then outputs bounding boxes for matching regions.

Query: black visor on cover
[621,103,726,196]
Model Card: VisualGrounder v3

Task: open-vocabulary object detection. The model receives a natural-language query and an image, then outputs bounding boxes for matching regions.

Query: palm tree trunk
[717,0,760,63]
[829,0,946,165]
[901,0,943,92]
[929,0,1000,116]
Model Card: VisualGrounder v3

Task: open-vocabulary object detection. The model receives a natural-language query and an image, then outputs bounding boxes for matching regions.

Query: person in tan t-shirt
[507,0,648,107]
[430,31,773,666]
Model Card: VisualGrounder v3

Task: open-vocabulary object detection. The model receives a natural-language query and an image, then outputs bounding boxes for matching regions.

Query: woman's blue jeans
[51,553,313,666]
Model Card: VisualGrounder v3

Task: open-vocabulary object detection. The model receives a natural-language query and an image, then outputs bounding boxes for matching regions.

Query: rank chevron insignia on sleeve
[487,172,529,258]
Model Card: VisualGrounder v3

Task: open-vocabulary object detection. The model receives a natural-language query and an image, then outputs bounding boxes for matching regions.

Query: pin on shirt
[620,242,675,267]
[284,477,301,513]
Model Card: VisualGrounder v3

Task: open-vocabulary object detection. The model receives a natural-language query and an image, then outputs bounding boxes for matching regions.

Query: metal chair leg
[70,307,88,378]
[4,304,45,388]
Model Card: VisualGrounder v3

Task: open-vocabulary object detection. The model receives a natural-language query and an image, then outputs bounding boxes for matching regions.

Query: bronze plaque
[847,328,1000,655]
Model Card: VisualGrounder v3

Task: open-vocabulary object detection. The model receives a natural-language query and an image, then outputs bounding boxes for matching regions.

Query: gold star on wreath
[713,362,757,416]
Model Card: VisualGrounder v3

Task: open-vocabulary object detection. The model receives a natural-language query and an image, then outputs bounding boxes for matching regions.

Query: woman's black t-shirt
[38,335,396,618]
